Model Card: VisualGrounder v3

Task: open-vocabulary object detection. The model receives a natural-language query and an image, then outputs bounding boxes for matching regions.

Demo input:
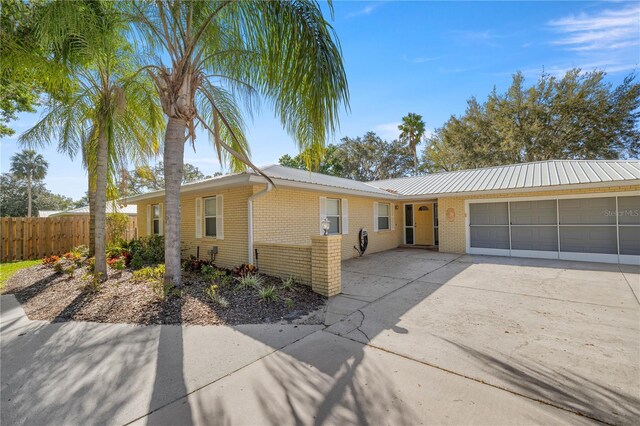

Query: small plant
[86,257,95,272]
[257,285,279,303]
[53,261,64,274]
[235,273,263,290]
[233,263,258,277]
[219,274,233,288]
[107,256,126,270]
[130,252,144,269]
[204,284,230,308]
[82,272,103,293]
[284,297,295,310]
[148,280,180,300]
[42,255,60,266]
[71,245,89,258]
[63,265,76,277]
[281,276,296,291]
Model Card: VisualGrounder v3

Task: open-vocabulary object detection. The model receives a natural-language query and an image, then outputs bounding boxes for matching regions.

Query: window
[152,204,160,235]
[326,198,341,234]
[378,203,390,230]
[204,197,217,237]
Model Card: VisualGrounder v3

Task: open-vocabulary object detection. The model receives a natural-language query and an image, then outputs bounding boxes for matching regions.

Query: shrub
[106,212,129,245]
[106,244,126,259]
[133,264,165,282]
[86,257,95,272]
[281,276,296,291]
[126,235,164,267]
[107,256,126,270]
[284,297,295,310]
[235,273,263,290]
[53,261,64,274]
[257,285,279,303]
[182,257,214,273]
[42,255,60,266]
[219,274,233,288]
[71,245,89,258]
[63,265,76,277]
[233,263,258,277]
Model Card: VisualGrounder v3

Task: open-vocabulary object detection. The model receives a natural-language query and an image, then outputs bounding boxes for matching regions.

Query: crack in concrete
[618,265,640,306]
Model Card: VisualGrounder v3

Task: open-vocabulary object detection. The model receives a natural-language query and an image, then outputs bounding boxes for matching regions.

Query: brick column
[311,235,342,296]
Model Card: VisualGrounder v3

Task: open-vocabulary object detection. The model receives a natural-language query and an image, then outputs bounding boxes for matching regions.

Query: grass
[0,259,40,292]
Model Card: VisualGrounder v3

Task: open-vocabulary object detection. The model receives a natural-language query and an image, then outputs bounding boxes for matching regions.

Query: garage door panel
[511,226,558,251]
[619,226,640,255]
[559,197,616,225]
[510,200,557,225]
[618,196,640,225]
[470,226,509,249]
[470,203,508,225]
[559,226,617,254]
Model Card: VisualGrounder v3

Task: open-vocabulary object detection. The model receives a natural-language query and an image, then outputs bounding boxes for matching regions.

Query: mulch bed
[2,264,326,326]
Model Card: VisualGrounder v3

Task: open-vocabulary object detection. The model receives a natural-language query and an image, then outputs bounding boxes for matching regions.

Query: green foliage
[0,173,75,217]
[257,285,279,304]
[53,261,64,274]
[284,298,295,310]
[132,264,165,282]
[106,212,129,245]
[124,162,210,196]
[281,276,296,291]
[71,245,89,258]
[82,272,103,293]
[204,283,229,308]
[235,273,263,291]
[86,257,95,272]
[278,133,414,181]
[9,150,48,184]
[425,69,640,172]
[107,256,126,270]
[125,236,164,267]
[398,112,427,176]
[63,264,76,277]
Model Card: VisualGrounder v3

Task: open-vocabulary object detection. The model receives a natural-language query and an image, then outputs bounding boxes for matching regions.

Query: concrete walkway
[2,249,638,425]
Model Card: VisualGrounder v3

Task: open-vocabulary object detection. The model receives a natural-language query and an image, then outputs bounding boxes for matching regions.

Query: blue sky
[1,0,638,200]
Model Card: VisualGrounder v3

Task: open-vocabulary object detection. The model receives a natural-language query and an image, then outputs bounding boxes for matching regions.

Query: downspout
[248,182,273,264]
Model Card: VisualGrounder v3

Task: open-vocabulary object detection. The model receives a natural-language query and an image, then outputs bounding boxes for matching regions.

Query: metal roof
[52,203,137,216]
[256,164,392,196]
[370,160,640,196]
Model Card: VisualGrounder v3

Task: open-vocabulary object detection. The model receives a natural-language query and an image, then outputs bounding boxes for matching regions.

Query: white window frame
[326,198,341,235]
[464,192,639,265]
[377,202,391,231]
[152,204,161,235]
[204,196,217,238]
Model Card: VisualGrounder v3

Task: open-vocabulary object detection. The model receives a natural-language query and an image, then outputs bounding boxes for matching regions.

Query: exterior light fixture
[321,217,331,235]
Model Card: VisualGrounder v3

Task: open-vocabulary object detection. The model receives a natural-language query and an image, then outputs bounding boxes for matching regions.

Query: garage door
[468,195,639,265]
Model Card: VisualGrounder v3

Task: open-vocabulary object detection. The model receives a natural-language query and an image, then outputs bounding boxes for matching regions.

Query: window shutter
[195,198,202,239]
[319,197,327,235]
[373,202,379,232]
[146,205,151,235]
[341,198,349,235]
[158,203,164,236]
[390,203,395,230]
[216,195,224,240]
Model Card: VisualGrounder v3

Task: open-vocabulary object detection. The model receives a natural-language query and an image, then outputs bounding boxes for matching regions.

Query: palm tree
[398,113,426,176]
[128,0,349,286]
[19,1,163,279]
[9,149,48,217]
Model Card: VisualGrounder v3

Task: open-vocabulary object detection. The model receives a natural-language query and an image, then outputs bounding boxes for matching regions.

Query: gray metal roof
[255,164,391,196]
[370,160,640,196]
[52,203,137,216]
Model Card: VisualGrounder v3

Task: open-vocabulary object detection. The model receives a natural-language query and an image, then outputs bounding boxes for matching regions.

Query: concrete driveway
[2,249,638,425]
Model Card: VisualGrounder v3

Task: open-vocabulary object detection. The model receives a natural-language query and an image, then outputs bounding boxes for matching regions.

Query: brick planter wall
[311,235,342,296]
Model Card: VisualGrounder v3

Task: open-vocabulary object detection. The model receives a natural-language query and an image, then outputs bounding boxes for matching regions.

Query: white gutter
[248,182,273,264]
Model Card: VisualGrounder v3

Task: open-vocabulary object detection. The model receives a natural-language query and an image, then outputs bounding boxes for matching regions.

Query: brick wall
[252,186,402,260]
[311,235,342,296]
[254,243,312,285]
[436,185,640,254]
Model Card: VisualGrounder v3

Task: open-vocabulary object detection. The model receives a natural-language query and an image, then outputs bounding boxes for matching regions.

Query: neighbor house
[127,160,639,295]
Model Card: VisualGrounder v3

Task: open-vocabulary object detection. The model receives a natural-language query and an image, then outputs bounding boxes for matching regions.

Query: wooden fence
[0,216,137,262]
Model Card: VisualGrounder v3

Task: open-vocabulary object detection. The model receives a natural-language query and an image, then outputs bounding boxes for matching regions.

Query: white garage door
[467,194,639,265]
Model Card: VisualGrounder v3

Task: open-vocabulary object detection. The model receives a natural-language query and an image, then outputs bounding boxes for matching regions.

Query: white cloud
[548,5,640,51]
[346,2,382,18]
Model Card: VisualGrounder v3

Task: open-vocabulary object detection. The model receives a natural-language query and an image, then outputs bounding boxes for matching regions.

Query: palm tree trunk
[94,131,109,281]
[164,117,186,287]
[88,178,96,257]
[413,146,418,176]
[27,177,32,217]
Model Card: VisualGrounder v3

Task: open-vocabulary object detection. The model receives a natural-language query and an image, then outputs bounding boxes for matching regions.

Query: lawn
[0,260,41,291]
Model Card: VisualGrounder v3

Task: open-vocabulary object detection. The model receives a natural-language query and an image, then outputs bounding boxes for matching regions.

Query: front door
[415,204,434,245]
